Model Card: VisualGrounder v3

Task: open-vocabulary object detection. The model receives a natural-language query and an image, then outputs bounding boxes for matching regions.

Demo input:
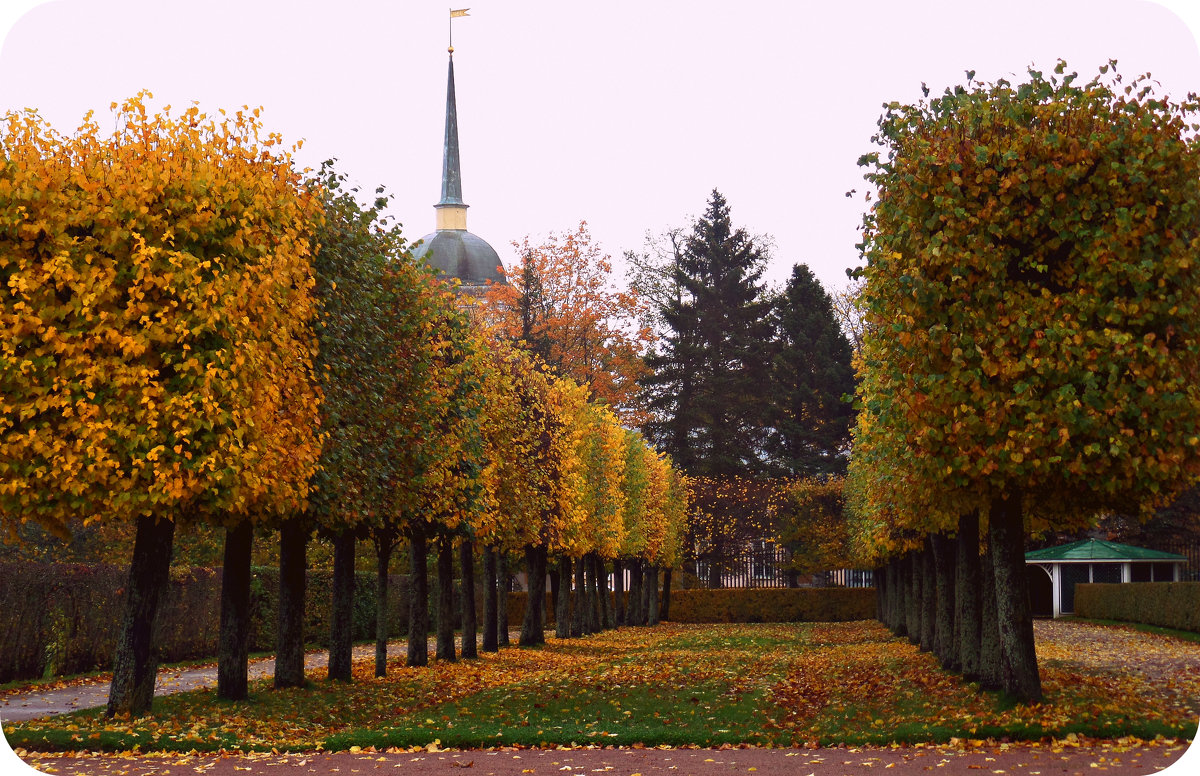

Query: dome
[412,229,505,286]
[413,49,506,290]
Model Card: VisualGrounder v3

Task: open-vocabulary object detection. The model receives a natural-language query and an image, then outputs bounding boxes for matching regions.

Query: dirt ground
[7,740,1196,776]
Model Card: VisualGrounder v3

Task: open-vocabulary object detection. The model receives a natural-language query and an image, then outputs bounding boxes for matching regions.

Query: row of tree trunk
[105,515,674,716]
[873,503,1042,702]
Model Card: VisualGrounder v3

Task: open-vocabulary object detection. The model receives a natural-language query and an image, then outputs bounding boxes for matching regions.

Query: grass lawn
[4,620,1197,752]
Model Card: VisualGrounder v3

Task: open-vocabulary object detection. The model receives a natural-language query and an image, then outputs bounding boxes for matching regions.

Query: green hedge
[0,561,410,683]
[503,588,876,625]
[667,588,876,623]
[1075,582,1200,633]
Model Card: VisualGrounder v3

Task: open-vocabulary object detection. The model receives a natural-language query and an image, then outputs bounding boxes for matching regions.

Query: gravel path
[1,633,524,724]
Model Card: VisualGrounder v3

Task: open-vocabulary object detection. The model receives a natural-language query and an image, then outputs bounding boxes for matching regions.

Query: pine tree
[767,264,856,476]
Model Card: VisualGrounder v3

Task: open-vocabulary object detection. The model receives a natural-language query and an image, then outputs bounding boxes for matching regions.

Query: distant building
[1025,538,1186,618]
[411,46,505,293]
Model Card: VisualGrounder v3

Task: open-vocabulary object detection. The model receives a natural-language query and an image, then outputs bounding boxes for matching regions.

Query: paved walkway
[0,633,521,724]
[10,740,1197,776]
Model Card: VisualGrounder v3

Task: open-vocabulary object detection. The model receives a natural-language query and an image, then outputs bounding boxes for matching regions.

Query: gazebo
[1025,539,1186,618]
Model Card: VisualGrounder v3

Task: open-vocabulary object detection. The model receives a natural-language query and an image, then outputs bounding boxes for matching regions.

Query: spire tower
[412,20,505,291]
[435,52,467,229]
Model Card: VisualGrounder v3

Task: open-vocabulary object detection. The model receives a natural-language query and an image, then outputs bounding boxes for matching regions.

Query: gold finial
[448,46,454,53]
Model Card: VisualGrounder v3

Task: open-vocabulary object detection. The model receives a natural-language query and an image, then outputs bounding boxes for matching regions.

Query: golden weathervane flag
[451,8,470,17]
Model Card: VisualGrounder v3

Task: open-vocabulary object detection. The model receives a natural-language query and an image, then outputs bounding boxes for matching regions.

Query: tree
[854,62,1200,701]
[300,162,453,682]
[0,95,322,714]
[777,477,854,583]
[767,265,856,477]
[481,222,652,426]
[641,190,774,475]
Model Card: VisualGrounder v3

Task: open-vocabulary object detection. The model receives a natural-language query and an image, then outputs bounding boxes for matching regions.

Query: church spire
[438,51,464,208]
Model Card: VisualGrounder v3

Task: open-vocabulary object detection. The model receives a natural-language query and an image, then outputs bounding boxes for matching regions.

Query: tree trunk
[660,568,672,622]
[107,514,175,717]
[571,555,587,636]
[374,533,394,678]
[890,557,906,638]
[328,530,355,682]
[599,557,614,629]
[979,545,1003,691]
[218,520,253,700]
[628,558,644,626]
[520,545,547,646]
[556,556,572,639]
[482,546,499,652]
[436,533,457,662]
[460,538,477,659]
[586,553,602,633]
[956,511,981,681]
[878,563,888,623]
[498,552,511,647]
[988,490,1042,702]
[932,532,957,670]
[906,551,921,645]
[613,558,626,626]
[707,551,721,589]
[548,563,561,625]
[407,525,429,667]
[275,518,307,688]
[641,560,653,622]
[647,565,661,626]
[920,541,936,651]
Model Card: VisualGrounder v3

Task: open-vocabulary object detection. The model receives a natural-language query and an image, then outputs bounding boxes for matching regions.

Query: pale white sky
[2,1,1199,296]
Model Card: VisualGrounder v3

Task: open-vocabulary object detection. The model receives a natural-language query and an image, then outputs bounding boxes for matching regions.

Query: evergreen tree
[640,190,775,587]
[642,189,774,475]
[767,264,856,476]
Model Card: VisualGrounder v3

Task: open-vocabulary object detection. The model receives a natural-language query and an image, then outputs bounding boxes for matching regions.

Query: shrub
[502,588,875,625]
[666,588,875,623]
[1075,582,1200,633]
[0,561,409,682]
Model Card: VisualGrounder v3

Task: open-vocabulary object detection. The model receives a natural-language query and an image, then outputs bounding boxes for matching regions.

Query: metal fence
[1154,539,1200,581]
[683,545,873,589]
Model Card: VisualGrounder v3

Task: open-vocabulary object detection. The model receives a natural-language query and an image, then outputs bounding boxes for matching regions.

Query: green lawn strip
[1067,618,1200,644]
[327,625,797,750]
[328,678,777,749]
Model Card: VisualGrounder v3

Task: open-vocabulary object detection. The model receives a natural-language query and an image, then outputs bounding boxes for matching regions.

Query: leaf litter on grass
[5,619,1198,752]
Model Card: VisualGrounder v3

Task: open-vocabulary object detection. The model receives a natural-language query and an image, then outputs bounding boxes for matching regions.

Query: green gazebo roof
[1025,539,1185,562]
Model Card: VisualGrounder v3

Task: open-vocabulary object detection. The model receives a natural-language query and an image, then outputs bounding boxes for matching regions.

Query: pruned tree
[853,62,1200,701]
[0,95,322,714]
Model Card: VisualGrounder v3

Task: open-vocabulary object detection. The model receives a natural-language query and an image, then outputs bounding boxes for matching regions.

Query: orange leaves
[477,223,652,427]
[0,94,321,535]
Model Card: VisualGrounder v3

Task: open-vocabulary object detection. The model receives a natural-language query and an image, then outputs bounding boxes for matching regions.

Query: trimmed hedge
[504,587,876,625]
[667,588,876,623]
[1075,582,1200,633]
[0,561,409,683]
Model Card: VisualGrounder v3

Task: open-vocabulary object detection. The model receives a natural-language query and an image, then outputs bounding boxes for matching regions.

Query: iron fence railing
[1154,538,1200,581]
[682,545,873,589]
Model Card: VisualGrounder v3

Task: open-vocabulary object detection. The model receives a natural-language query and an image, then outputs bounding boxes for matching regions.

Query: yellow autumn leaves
[0,95,688,568]
[0,94,321,538]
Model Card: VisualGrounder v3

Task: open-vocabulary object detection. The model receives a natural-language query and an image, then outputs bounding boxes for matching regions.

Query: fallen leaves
[5,621,1199,753]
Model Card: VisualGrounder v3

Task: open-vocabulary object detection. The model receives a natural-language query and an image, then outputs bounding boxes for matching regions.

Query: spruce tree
[767,264,855,476]
[641,190,774,586]
[642,189,774,475]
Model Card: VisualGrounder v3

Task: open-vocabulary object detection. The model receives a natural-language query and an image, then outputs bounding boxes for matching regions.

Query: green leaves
[850,63,1200,557]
